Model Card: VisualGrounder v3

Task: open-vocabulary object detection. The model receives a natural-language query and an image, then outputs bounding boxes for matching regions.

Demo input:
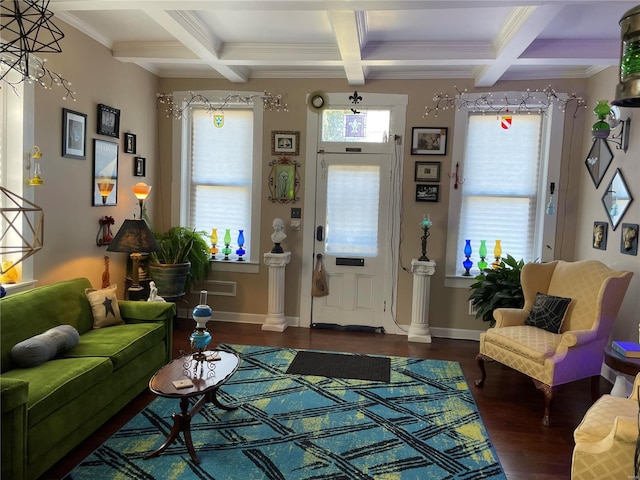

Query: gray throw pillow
[525,292,572,334]
[11,325,80,368]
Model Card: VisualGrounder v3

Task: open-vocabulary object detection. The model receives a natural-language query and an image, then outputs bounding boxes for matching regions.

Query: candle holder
[222,228,232,260]
[462,239,473,276]
[478,240,488,271]
[210,228,218,260]
[236,229,246,261]
[418,214,432,261]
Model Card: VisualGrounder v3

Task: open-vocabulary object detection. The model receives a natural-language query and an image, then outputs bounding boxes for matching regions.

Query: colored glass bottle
[462,240,473,276]
[478,240,488,271]
[236,230,246,261]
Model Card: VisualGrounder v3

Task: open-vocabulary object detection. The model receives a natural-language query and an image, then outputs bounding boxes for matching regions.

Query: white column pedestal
[262,252,292,332]
[409,259,436,343]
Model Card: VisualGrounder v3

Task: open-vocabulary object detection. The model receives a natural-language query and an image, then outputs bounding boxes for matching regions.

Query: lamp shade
[106,219,159,254]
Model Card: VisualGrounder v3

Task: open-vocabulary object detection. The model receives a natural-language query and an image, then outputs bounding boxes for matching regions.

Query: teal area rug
[65,344,505,479]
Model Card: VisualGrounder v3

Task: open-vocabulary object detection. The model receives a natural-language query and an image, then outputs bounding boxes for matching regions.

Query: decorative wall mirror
[601,168,633,231]
[268,157,300,203]
[585,138,613,188]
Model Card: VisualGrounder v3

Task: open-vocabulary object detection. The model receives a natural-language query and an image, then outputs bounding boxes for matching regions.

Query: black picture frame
[97,104,120,138]
[411,127,447,155]
[124,133,136,154]
[272,131,300,156]
[93,139,118,206]
[414,161,441,182]
[416,184,440,202]
[62,108,87,159]
[134,157,146,177]
[592,221,608,250]
[621,223,638,256]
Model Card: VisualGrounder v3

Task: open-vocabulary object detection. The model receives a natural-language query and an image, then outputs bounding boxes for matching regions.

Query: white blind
[326,165,380,256]
[456,113,542,273]
[190,107,253,260]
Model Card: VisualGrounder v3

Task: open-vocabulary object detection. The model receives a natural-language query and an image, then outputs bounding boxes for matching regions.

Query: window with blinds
[189,106,255,261]
[454,113,543,275]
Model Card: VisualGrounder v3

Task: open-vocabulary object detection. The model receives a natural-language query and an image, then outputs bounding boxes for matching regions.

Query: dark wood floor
[43,320,607,479]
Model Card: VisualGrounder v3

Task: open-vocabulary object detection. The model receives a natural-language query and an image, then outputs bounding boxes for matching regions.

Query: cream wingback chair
[475,260,633,427]
[572,373,640,479]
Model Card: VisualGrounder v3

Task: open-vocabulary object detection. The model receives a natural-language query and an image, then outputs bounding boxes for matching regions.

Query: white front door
[312,151,391,330]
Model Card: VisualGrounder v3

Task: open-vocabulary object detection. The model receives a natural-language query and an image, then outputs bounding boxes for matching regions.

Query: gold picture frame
[268,157,300,203]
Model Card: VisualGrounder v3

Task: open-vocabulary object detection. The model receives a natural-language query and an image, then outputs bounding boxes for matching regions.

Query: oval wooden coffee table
[143,349,240,464]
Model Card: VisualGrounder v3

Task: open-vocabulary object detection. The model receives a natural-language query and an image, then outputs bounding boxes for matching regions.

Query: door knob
[316,225,324,241]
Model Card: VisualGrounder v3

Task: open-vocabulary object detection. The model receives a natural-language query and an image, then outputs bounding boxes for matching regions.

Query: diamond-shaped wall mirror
[585,138,613,188]
[602,168,633,231]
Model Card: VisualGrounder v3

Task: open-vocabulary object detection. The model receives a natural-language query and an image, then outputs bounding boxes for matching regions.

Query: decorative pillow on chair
[85,284,124,328]
[525,292,572,333]
[11,325,80,368]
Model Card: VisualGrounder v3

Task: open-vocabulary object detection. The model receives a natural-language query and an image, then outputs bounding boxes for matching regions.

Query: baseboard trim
[177,307,300,328]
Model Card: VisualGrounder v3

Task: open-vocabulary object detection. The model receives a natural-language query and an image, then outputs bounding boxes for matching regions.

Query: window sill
[209,260,259,274]
[444,275,476,289]
[3,280,38,295]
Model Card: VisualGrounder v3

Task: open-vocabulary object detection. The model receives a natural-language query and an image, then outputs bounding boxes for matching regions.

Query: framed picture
[414,161,441,182]
[621,223,638,256]
[62,108,87,159]
[134,157,146,177]
[124,133,136,154]
[411,127,447,155]
[97,104,120,138]
[416,184,440,202]
[93,139,118,206]
[272,131,300,156]
[268,157,301,203]
[592,221,607,250]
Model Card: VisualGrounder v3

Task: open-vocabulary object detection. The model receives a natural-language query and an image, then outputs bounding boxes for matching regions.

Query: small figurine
[271,218,287,253]
[147,281,165,302]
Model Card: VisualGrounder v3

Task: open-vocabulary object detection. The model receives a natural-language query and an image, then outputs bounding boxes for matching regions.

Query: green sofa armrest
[1,377,28,480]
[118,300,176,362]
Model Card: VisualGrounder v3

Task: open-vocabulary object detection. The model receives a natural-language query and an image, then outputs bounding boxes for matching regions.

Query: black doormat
[286,351,390,382]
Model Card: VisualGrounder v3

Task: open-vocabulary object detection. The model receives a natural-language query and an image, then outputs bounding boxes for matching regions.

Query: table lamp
[107,183,158,292]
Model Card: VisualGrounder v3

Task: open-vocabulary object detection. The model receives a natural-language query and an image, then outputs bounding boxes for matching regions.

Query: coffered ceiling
[49,0,637,87]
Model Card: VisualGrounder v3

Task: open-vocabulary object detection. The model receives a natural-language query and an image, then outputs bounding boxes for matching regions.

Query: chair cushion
[574,394,638,444]
[85,284,124,328]
[525,292,572,333]
[484,325,562,364]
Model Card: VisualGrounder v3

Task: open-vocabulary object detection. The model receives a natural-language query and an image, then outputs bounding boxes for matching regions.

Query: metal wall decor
[602,168,633,231]
[268,157,300,203]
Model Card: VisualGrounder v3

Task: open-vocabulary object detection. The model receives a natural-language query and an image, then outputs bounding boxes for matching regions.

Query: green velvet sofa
[0,278,176,480]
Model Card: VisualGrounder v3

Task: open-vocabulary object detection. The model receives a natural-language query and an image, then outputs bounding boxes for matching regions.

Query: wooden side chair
[475,260,633,426]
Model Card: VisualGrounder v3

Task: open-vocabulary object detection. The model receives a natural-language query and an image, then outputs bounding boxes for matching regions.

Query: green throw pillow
[85,284,124,328]
[525,292,572,333]
[11,325,80,368]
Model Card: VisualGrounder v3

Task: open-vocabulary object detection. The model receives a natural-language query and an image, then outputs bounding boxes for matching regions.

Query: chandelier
[0,0,75,99]
[157,91,288,119]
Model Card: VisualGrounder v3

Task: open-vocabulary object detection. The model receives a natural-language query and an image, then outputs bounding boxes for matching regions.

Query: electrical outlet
[291,207,301,219]
[468,300,478,316]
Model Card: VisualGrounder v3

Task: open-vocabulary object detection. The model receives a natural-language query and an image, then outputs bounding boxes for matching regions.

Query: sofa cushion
[85,285,124,328]
[63,323,166,370]
[10,325,80,368]
[2,356,113,427]
[484,325,562,364]
[574,394,638,444]
[525,292,572,333]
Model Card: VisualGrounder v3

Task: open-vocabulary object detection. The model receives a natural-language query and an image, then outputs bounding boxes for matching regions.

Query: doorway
[300,93,408,334]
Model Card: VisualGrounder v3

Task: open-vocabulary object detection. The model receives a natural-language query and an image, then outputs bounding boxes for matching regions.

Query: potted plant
[148,226,210,299]
[468,254,525,327]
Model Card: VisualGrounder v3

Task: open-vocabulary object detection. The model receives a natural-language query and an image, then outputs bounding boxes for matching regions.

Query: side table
[144,350,240,464]
[603,346,640,397]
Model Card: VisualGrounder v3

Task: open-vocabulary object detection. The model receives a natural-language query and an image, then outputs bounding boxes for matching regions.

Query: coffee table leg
[206,387,237,411]
[144,397,200,464]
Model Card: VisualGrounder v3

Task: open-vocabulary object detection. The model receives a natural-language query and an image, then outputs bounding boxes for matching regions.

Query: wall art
[93,139,118,206]
[62,108,87,159]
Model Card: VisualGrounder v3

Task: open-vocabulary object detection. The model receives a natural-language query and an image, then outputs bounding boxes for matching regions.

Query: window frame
[444,92,564,287]
[172,90,263,273]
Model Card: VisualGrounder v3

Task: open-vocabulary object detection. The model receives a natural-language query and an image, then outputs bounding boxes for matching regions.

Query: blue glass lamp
[462,240,473,276]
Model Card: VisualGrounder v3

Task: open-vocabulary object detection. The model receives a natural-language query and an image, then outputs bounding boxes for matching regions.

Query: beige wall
[29,21,638,338]
[31,21,159,295]
[575,67,640,342]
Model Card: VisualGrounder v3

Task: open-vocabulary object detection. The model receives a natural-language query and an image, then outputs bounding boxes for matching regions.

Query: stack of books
[611,340,640,358]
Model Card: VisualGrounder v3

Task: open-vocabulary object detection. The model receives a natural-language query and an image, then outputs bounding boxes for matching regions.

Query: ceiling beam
[328,10,366,85]
[475,5,564,87]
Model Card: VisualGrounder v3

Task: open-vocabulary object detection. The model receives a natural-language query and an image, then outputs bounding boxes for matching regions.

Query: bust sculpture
[271,218,287,253]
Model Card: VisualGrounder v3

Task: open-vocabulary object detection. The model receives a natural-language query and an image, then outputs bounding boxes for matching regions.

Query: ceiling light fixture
[157,90,288,120]
[423,85,587,118]
[0,0,75,99]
